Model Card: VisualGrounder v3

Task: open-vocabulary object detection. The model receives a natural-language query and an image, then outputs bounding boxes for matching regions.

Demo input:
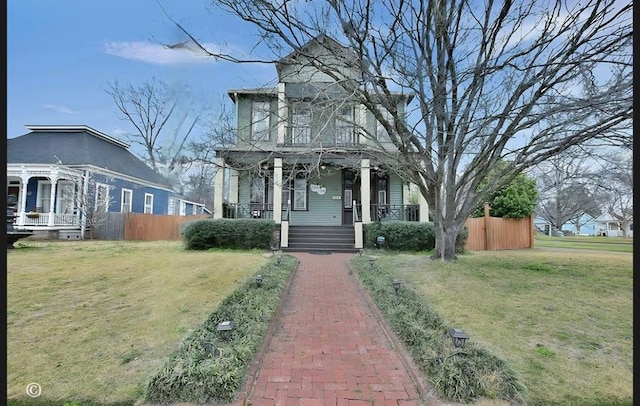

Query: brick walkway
[238,252,435,406]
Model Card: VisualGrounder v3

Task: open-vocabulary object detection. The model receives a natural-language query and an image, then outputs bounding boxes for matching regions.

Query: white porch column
[229,169,239,204]
[273,158,283,224]
[419,191,429,222]
[213,158,225,219]
[277,83,287,144]
[17,170,30,227]
[80,170,90,239]
[361,158,371,223]
[47,168,59,226]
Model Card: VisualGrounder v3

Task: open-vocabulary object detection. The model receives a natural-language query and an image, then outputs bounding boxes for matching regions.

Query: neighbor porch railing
[18,213,80,227]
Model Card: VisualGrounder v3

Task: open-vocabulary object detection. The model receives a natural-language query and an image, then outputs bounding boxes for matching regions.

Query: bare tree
[166,0,632,260]
[106,77,202,191]
[594,149,633,237]
[533,149,602,234]
[75,176,116,240]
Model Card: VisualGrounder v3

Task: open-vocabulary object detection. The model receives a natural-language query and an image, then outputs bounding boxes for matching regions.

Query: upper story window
[121,188,132,213]
[291,104,312,144]
[376,106,395,142]
[251,101,271,141]
[335,105,355,144]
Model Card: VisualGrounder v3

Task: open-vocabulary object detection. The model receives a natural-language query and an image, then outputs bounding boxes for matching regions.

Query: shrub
[350,256,528,404]
[364,222,467,253]
[182,219,275,250]
[145,255,297,404]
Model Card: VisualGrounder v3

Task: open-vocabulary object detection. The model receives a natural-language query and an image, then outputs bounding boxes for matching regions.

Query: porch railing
[223,203,274,220]
[18,213,80,227]
[371,204,420,222]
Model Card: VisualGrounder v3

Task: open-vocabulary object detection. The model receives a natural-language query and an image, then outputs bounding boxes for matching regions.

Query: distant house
[593,212,633,238]
[7,125,209,238]
[533,214,598,236]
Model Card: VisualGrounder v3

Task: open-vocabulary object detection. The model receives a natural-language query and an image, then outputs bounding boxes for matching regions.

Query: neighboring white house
[593,212,633,238]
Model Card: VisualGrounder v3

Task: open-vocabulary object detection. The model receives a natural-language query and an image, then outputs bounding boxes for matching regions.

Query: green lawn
[534,234,633,252]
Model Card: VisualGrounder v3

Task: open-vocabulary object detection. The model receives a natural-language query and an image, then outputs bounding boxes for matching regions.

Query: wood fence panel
[124,213,210,241]
[465,210,534,251]
[92,212,126,240]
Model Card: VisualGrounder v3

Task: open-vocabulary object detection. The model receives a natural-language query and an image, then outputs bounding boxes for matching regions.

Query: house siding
[290,171,343,226]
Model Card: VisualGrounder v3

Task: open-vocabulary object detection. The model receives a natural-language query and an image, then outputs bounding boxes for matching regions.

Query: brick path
[239,252,433,406]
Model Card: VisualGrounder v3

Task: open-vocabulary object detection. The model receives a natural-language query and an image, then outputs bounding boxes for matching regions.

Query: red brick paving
[238,252,429,406]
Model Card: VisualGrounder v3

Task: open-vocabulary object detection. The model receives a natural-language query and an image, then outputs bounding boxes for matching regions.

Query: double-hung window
[121,189,132,213]
[252,101,271,141]
[291,103,311,144]
[335,105,355,144]
[144,193,154,214]
[293,178,307,210]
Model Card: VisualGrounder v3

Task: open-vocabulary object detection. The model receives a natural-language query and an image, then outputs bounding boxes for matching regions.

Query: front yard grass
[358,247,633,405]
[7,240,267,405]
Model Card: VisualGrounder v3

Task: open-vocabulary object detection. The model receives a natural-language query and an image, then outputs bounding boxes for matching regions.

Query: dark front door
[342,169,361,225]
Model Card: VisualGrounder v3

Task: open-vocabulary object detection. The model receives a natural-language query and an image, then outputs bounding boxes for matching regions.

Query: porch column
[273,158,283,224]
[17,170,30,227]
[419,190,429,222]
[229,169,239,204]
[277,82,287,144]
[80,170,90,239]
[47,168,59,226]
[361,158,371,223]
[213,158,225,219]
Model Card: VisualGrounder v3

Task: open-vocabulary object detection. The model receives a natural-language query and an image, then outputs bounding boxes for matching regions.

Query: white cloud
[44,104,78,114]
[103,40,223,65]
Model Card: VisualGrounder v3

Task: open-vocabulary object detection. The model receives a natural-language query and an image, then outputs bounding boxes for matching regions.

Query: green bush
[364,222,467,253]
[350,256,528,404]
[145,255,297,404]
[182,219,275,250]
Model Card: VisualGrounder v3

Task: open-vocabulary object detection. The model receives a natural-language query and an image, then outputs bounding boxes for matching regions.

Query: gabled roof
[7,125,172,188]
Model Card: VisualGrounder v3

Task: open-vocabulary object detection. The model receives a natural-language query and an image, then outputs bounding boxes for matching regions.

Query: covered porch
[7,164,86,232]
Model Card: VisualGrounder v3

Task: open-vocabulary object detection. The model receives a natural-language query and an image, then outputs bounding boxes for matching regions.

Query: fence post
[484,202,490,251]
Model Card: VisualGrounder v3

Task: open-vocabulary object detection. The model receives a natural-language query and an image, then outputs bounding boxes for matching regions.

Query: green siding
[289,170,342,226]
[389,174,403,205]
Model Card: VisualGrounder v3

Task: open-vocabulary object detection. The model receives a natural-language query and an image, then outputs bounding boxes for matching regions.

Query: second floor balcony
[284,125,359,147]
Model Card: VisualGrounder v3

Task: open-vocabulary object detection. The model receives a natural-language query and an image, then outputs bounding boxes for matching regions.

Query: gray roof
[7,126,172,188]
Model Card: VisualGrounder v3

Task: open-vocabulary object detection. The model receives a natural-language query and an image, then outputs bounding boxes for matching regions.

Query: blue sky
[7,0,279,141]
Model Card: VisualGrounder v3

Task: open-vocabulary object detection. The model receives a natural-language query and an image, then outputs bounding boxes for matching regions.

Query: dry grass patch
[388,248,632,405]
[7,240,267,404]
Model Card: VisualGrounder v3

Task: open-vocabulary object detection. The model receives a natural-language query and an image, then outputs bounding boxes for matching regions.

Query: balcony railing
[284,126,359,146]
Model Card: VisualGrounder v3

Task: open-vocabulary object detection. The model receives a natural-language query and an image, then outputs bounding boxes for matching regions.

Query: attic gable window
[251,101,271,141]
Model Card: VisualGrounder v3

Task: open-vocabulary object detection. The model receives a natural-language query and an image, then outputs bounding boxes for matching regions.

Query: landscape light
[449,328,470,348]
[392,279,401,295]
[255,274,263,287]
[369,257,376,268]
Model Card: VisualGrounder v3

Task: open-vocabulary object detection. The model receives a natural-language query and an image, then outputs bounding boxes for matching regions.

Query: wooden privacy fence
[464,204,535,251]
[93,212,210,241]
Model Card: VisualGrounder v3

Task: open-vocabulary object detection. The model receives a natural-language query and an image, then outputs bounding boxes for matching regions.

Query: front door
[342,169,360,224]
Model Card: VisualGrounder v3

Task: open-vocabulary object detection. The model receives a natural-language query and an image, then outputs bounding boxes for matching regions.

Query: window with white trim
[293,178,307,210]
[95,183,109,212]
[251,101,271,141]
[56,181,76,214]
[121,189,133,213]
[144,193,154,214]
[36,181,52,212]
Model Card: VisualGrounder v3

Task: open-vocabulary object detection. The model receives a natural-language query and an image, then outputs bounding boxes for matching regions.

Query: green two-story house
[212,35,429,252]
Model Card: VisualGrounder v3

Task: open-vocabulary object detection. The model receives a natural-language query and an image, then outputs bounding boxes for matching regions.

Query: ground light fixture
[369,257,376,268]
[217,320,234,340]
[255,274,263,287]
[376,235,386,249]
[359,248,364,257]
[449,328,470,348]
[392,278,401,295]
[277,253,282,265]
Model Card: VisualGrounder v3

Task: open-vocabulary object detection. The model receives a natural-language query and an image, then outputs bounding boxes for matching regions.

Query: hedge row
[182,219,276,250]
[364,221,468,252]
